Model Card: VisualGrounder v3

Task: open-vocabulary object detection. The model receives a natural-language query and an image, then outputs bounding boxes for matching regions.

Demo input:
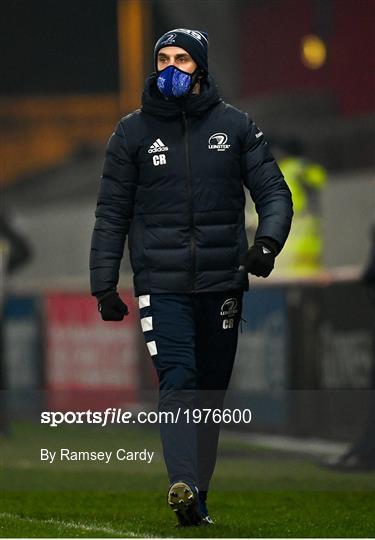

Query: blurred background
[1,0,374,463]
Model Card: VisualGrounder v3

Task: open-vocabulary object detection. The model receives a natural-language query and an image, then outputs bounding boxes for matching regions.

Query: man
[323,225,375,472]
[90,28,293,526]
[0,212,32,435]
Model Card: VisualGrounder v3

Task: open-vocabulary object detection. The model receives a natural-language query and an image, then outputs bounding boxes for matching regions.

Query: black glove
[241,237,279,278]
[96,290,129,321]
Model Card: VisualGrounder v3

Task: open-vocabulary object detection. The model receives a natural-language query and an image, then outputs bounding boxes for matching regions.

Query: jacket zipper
[182,110,196,293]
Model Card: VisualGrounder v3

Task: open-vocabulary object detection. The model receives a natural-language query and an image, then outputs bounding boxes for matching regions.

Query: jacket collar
[141,72,222,119]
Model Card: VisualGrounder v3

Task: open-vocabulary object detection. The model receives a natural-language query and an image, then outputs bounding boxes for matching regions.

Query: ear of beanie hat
[154,28,209,73]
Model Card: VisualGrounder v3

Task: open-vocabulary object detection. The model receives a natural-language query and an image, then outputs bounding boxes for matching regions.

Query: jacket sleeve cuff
[94,288,117,301]
[254,236,281,256]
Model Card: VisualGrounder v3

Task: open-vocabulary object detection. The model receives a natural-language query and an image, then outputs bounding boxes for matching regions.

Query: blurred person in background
[0,213,32,285]
[90,28,293,526]
[0,212,32,435]
[324,224,375,471]
[248,138,326,275]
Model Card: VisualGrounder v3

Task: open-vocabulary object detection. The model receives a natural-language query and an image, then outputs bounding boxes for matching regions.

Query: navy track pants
[138,288,244,490]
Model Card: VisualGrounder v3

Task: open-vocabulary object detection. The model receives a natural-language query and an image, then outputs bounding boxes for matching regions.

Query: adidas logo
[148,138,169,153]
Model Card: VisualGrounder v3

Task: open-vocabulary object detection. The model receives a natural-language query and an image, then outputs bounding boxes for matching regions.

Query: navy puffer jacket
[90,74,293,297]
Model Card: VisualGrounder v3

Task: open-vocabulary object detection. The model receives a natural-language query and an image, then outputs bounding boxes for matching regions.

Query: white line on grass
[0,512,156,538]
[221,431,349,457]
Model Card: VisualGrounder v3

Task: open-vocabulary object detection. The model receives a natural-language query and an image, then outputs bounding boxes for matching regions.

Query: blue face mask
[157,65,195,98]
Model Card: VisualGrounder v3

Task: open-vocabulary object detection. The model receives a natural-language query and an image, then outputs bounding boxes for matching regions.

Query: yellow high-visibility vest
[275,156,327,275]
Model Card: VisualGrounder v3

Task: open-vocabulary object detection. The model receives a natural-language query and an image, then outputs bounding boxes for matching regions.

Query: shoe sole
[167,482,202,526]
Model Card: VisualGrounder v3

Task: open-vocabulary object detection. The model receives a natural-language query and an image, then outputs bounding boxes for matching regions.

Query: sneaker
[201,514,214,525]
[167,481,202,527]
[322,452,375,472]
[198,491,214,525]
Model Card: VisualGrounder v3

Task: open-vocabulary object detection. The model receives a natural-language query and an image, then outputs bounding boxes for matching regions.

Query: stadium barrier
[231,268,374,441]
[3,269,373,442]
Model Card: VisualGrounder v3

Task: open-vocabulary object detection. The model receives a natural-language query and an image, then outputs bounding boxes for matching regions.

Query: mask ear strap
[188,69,205,93]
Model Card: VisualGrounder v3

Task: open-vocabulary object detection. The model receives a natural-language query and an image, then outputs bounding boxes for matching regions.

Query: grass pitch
[0,422,374,538]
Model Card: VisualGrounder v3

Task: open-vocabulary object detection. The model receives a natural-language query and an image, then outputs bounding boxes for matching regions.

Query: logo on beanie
[208,133,230,152]
[160,33,176,46]
[175,28,206,43]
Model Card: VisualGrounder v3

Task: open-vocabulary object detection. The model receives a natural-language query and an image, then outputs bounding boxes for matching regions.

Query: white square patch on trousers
[141,316,153,332]
[138,294,150,308]
[147,340,158,356]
